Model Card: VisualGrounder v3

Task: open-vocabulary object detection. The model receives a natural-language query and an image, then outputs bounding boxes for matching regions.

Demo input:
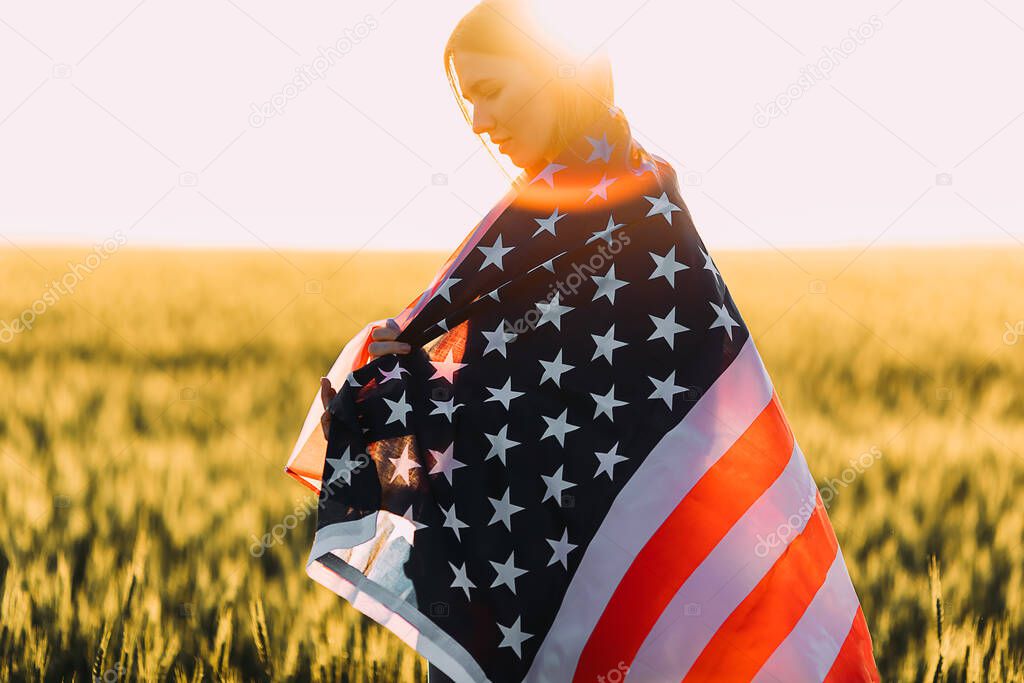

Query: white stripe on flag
[307,554,490,683]
[752,549,861,682]
[624,441,819,682]
[525,336,774,682]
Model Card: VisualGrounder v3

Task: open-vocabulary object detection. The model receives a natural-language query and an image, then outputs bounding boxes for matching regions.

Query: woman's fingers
[371,319,402,341]
[371,326,398,341]
[320,377,336,409]
[320,320,408,437]
[319,378,337,439]
[370,320,411,357]
[368,340,412,357]
[320,409,331,439]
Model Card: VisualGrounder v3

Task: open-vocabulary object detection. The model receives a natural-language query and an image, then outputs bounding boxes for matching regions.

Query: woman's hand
[320,319,411,439]
[368,318,411,359]
[320,376,337,439]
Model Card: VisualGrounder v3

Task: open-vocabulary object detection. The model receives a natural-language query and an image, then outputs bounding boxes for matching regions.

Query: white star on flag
[482,321,517,357]
[383,391,412,425]
[585,173,618,204]
[478,234,514,271]
[529,162,567,188]
[489,550,528,594]
[497,616,533,658]
[539,350,573,387]
[541,408,579,446]
[379,361,410,384]
[594,442,628,480]
[591,264,628,304]
[591,385,627,420]
[591,324,628,363]
[644,191,683,224]
[429,349,468,383]
[541,464,576,505]
[529,249,565,275]
[533,207,567,237]
[449,561,475,599]
[546,528,578,569]
[633,156,660,177]
[430,396,464,422]
[648,307,690,349]
[433,276,462,302]
[586,132,615,163]
[701,245,721,281]
[709,300,740,340]
[487,487,524,531]
[648,370,687,409]
[388,443,420,484]
[394,504,428,545]
[324,445,359,488]
[586,214,626,246]
[428,442,466,484]
[442,502,469,541]
[649,246,689,285]
[484,425,520,465]
[485,378,524,409]
[536,293,573,330]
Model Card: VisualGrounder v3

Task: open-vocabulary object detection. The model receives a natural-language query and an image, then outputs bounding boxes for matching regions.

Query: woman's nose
[472,106,494,135]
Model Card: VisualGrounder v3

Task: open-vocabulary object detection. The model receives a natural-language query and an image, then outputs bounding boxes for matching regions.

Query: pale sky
[1,0,1022,253]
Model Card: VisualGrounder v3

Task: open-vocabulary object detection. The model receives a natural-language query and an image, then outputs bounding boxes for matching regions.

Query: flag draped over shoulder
[285,105,881,682]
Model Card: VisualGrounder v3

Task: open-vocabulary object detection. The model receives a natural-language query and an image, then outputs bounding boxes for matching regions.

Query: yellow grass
[0,244,1021,681]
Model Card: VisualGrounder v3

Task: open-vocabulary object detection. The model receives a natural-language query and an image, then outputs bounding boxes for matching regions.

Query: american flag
[286,105,881,682]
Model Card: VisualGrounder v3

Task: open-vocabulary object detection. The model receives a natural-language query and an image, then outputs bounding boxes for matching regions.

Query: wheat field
[0,244,1021,682]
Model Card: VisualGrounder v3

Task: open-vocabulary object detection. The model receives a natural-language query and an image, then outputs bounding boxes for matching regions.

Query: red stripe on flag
[571,390,794,683]
[824,606,882,682]
[682,492,839,682]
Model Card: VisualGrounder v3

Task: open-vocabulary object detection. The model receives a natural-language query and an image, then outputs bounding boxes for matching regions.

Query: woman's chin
[511,152,541,173]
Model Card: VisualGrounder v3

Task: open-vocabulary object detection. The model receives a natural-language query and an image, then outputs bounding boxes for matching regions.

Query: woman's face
[453,50,559,171]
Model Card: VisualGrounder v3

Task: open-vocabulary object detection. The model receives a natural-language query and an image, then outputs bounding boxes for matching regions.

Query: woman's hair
[443,0,615,173]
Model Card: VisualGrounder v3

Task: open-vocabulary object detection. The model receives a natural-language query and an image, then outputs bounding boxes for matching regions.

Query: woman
[302,1,881,681]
